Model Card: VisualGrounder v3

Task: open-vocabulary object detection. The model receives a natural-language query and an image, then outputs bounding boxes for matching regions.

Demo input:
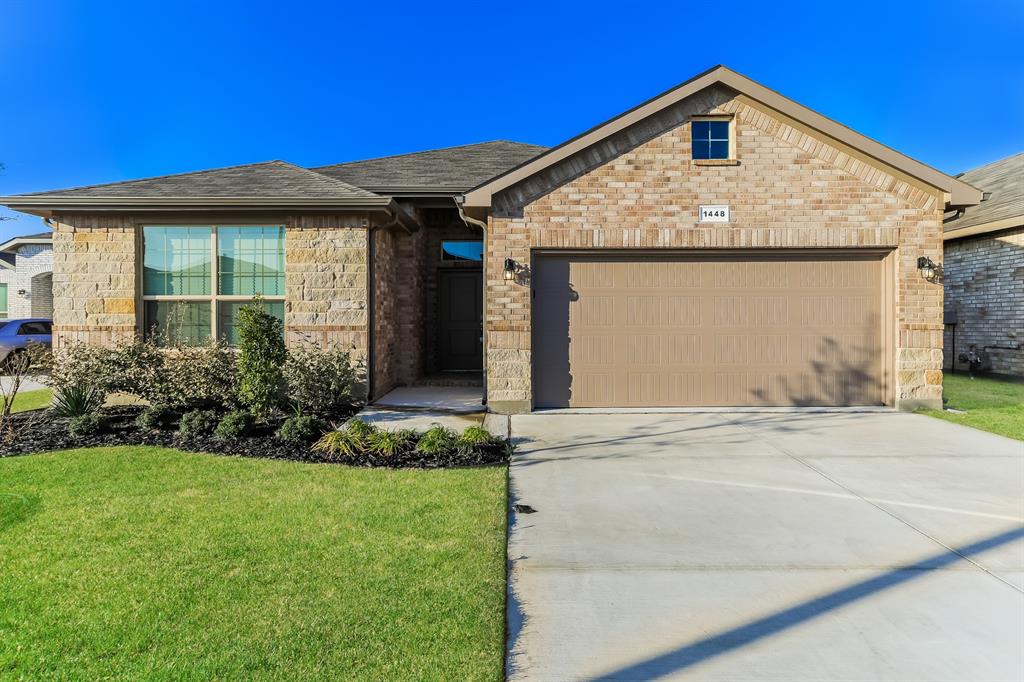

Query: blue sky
[1,0,1022,240]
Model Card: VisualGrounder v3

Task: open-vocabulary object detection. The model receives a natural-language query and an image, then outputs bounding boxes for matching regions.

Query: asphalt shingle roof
[945,152,1024,232]
[311,140,548,193]
[15,161,382,200]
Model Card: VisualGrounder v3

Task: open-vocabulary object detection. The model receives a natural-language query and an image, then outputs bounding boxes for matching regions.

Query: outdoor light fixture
[917,256,939,282]
[503,258,516,281]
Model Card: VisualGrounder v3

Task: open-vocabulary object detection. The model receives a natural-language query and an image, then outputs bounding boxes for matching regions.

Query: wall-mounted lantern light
[503,258,516,281]
[17,289,26,296]
[917,256,939,282]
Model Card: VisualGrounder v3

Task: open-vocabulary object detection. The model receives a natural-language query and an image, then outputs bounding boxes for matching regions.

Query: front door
[439,270,482,371]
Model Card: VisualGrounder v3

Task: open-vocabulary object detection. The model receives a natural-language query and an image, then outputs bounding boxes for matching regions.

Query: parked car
[0,318,52,370]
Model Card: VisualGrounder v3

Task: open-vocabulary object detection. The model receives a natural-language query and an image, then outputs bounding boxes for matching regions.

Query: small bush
[52,383,104,418]
[278,415,327,444]
[456,425,497,455]
[415,425,458,456]
[136,404,177,430]
[178,409,220,438]
[68,413,105,438]
[236,300,287,422]
[366,429,418,458]
[214,411,254,440]
[284,346,365,419]
[312,429,363,460]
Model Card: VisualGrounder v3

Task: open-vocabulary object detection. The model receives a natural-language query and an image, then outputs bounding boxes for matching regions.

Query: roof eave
[464,65,983,210]
[0,196,396,213]
[943,215,1024,241]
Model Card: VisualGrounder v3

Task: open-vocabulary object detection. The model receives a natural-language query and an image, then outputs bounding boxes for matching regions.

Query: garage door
[532,252,888,408]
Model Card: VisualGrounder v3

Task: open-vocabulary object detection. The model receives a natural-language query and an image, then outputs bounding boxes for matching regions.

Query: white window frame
[139,224,285,344]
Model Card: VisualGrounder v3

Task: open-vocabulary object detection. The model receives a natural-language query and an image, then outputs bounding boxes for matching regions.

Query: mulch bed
[1,406,510,468]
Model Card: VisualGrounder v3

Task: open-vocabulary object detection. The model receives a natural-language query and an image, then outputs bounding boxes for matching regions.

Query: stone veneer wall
[51,215,137,348]
[485,87,945,413]
[943,226,1024,376]
[371,226,400,397]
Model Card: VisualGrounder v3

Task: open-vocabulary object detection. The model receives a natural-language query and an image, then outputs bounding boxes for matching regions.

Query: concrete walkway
[507,411,1024,681]
[356,386,485,431]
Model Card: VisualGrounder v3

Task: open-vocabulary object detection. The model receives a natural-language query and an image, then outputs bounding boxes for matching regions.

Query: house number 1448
[698,205,730,223]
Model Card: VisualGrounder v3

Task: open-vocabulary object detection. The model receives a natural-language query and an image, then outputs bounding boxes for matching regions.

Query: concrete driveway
[506,410,1024,681]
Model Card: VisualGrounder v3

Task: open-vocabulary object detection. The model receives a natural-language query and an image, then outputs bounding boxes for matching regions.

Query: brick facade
[485,88,946,412]
[0,243,54,319]
[943,226,1024,377]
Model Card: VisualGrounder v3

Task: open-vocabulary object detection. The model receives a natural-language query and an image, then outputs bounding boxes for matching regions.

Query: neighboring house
[0,66,983,412]
[942,153,1024,378]
[0,231,54,320]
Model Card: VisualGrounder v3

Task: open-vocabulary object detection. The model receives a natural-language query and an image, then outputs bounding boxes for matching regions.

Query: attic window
[691,118,732,160]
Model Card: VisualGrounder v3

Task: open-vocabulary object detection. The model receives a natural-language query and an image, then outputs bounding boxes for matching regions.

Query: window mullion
[211,225,219,343]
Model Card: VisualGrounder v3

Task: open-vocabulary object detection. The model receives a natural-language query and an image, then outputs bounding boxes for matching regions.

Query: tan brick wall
[943,226,1024,376]
[485,92,945,412]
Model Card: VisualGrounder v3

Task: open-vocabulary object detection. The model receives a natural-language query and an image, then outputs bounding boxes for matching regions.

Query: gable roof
[463,65,983,213]
[0,161,393,213]
[311,141,548,194]
[943,152,1024,239]
[0,231,52,253]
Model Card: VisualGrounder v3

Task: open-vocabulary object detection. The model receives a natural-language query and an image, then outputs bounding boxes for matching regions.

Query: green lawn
[6,387,52,413]
[920,374,1024,440]
[0,447,507,680]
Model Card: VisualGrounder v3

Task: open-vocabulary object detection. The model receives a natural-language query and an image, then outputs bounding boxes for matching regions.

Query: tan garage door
[532,252,888,408]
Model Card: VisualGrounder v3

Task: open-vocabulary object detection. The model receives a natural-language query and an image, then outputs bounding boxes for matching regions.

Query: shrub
[48,343,117,396]
[456,425,497,456]
[178,409,220,438]
[236,300,287,421]
[415,425,458,456]
[156,340,238,411]
[136,404,178,430]
[278,415,327,444]
[51,382,104,418]
[214,411,254,440]
[366,429,417,458]
[68,413,105,438]
[283,346,365,418]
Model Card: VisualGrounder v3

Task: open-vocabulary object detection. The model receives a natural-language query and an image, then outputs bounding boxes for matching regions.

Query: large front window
[142,225,285,345]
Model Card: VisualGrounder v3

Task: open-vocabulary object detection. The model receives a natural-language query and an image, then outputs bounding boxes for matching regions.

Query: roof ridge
[17,160,294,197]
[311,140,547,170]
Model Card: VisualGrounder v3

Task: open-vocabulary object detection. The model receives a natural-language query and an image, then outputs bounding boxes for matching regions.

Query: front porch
[369,204,484,401]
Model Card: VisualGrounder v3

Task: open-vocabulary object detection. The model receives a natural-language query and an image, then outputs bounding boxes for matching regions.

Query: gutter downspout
[455,197,489,408]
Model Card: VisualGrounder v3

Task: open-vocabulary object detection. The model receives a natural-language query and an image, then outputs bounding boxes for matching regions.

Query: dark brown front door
[439,270,483,371]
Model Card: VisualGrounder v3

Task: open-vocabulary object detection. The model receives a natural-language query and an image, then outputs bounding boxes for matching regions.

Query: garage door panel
[534,252,887,408]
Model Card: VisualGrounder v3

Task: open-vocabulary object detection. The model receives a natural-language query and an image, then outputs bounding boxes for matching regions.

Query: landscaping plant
[283,346,365,418]
[0,342,50,438]
[178,410,220,437]
[135,405,177,430]
[278,415,327,444]
[67,413,105,438]
[236,299,287,422]
[415,424,459,456]
[366,428,418,458]
[51,383,104,418]
[214,411,254,440]
[456,425,498,456]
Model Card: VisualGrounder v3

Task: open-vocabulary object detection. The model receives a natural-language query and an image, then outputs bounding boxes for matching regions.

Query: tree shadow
[588,525,1024,680]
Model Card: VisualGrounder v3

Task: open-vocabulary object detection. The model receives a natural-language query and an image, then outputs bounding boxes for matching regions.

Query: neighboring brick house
[942,153,1024,377]
[0,66,983,411]
[0,231,54,320]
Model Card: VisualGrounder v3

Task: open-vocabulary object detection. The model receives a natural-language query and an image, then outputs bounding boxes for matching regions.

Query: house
[0,66,984,412]
[942,153,1023,378]
[0,231,54,320]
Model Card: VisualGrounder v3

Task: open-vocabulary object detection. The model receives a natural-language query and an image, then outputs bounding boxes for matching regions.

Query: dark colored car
[0,318,52,368]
